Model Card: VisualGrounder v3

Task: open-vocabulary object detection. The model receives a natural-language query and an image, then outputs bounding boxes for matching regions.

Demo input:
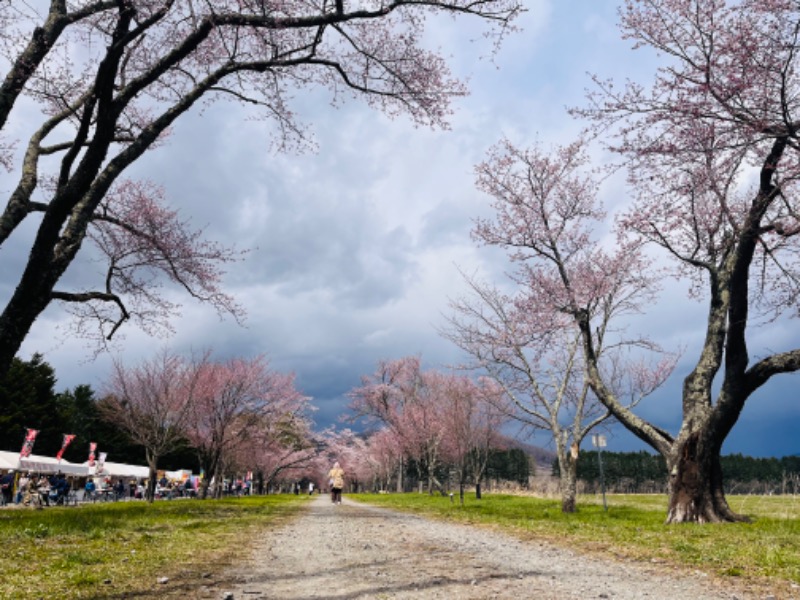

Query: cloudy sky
[6,0,800,458]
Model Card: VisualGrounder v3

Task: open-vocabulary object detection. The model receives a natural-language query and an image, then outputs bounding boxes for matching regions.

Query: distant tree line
[486,448,532,487]
[385,448,532,495]
[555,451,800,495]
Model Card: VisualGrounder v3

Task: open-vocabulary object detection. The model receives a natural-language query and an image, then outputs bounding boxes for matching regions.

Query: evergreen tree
[56,387,144,465]
[486,448,531,485]
[0,354,62,455]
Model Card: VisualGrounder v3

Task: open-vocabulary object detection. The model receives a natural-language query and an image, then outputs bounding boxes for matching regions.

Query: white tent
[1,451,191,481]
[0,451,17,470]
[88,461,149,479]
[0,450,89,476]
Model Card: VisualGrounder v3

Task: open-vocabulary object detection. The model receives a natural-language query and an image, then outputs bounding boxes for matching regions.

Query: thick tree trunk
[0,267,61,380]
[666,433,748,523]
[561,469,577,513]
[197,451,219,500]
[558,454,578,513]
[200,477,212,499]
[212,463,224,498]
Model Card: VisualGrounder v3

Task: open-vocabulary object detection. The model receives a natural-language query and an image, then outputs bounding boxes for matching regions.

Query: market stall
[0,450,89,475]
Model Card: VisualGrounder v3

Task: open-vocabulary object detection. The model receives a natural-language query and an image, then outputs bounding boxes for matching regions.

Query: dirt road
[201,494,763,600]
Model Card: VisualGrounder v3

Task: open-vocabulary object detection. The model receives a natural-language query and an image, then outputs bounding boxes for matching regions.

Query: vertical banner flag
[88,442,97,467]
[98,452,107,471]
[56,434,76,461]
[19,428,39,458]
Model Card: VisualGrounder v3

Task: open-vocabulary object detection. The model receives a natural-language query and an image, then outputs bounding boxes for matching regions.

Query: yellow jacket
[328,467,345,489]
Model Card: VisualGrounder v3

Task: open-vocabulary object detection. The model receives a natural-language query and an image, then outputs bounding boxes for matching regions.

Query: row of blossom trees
[346,356,511,502]
[98,350,533,504]
[101,349,315,502]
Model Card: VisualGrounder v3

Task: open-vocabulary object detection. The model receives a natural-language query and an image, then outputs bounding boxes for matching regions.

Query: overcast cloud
[5,0,800,458]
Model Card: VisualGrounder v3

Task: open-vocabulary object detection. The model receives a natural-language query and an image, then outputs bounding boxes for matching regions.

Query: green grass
[5,491,798,597]
[351,492,800,595]
[0,495,307,599]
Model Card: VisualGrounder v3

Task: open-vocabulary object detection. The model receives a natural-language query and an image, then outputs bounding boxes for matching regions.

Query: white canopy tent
[87,461,150,479]
[1,451,192,481]
[0,450,89,476]
[0,451,17,470]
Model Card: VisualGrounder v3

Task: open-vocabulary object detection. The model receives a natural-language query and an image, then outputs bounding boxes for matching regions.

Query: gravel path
[205,494,763,600]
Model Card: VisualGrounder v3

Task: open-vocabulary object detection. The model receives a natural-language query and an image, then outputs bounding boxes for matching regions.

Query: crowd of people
[1,460,349,508]
[0,469,199,507]
[1,470,75,507]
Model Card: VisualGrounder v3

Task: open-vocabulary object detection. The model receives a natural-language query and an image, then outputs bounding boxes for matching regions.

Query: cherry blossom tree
[0,0,521,379]
[239,399,317,494]
[100,348,196,502]
[349,357,446,493]
[349,356,508,495]
[362,428,403,492]
[184,353,309,499]
[436,372,507,503]
[401,372,452,494]
[561,0,800,523]
[473,138,680,514]
[445,265,671,512]
[348,356,415,488]
[446,276,600,512]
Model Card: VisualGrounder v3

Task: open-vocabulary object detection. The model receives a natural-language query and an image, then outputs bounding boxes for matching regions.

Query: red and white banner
[56,434,76,461]
[97,452,107,470]
[88,442,97,467]
[19,428,39,458]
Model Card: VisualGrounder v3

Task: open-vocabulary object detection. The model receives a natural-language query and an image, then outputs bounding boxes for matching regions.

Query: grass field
[0,495,307,599]
[351,492,800,595]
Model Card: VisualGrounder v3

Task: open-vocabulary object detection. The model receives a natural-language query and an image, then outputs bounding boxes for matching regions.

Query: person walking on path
[328,462,345,505]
